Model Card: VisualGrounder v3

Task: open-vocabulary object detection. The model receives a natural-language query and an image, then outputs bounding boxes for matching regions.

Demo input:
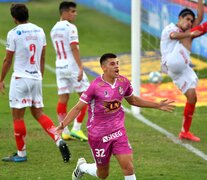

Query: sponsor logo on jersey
[25,70,38,74]
[103,100,121,113]
[102,130,123,143]
[17,31,21,35]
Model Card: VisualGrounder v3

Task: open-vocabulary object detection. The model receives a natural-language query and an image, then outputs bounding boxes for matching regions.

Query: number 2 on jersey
[29,44,36,64]
[55,40,67,59]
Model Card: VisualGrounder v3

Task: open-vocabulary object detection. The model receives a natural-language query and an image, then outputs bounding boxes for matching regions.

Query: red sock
[182,102,195,132]
[77,105,87,123]
[38,114,60,141]
[57,102,67,114]
[57,102,67,122]
[13,119,26,151]
[191,22,207,38]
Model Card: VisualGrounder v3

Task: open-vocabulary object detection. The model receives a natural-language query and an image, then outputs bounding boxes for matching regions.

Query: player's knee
[97,170,109,179]
[31,109,43,120]
[188,96,197,104]
[122,161,134,175]
[186,90,197,104]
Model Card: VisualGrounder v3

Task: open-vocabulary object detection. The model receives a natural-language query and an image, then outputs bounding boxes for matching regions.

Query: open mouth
[115,70,119,75]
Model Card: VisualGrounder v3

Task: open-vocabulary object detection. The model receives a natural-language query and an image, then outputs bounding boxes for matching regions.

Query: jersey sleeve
[69,24,79,45]
[6,30,15,52]
[124,78,133,97]
[80,81,95,104]
[166,24,180,39]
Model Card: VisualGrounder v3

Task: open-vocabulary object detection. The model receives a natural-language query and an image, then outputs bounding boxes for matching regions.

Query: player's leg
[2,77,28,162]
[31,79,71,162]
[70,91,88,141]
[70,73,89,141]
[56,73,74,140]
[113,128,136,179]
[57,93,74,140]
[190,21,207,38]
[166,42,191,76]
[31,106,71,162]
[172,67,200,142]
[115,154,136,180]
[2,108,28,162]
[72,135,111,179]
[179,88,200,142]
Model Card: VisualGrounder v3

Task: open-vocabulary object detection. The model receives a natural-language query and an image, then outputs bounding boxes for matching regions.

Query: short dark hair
[178,8,195,21]
[59,1,76,14]
[100,53,117,65]
[10,4,29,22]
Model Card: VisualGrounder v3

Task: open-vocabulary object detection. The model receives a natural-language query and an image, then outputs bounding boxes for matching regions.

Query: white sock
[63,126,70,134]
[80,163,97,177]
[125,174,136,180]
[55,139,62,147]
[72,119,81,131]
[17,150,26,157]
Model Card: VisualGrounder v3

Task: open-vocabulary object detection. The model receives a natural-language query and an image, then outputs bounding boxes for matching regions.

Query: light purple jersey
[80,75,133,138]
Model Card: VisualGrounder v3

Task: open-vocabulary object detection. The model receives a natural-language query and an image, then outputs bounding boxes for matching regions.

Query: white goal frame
[131,0,141,115]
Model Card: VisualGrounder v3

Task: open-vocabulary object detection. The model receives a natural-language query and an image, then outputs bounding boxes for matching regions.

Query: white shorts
[168,65,198,94]
[9,76,44,108]
[56,70,90,95]
[165,42,191,74]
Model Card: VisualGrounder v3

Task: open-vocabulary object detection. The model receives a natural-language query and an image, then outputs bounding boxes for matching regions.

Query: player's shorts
[88,127,132,166]
[165,42,191,74]
[56,70,90,95]
[168,65,198,94]
[9,76,44,108]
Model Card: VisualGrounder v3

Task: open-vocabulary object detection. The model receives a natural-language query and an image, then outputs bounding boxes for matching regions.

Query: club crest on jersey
[118,86,124,95]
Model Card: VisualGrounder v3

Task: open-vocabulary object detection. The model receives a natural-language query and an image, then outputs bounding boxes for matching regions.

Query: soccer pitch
[0,1,207,179]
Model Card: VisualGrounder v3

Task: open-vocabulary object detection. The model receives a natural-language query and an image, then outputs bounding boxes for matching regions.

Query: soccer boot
[179,131,200,142]
[71,129,88,141]
[59,140,71,162]
[2,153,27,162]
[61,132,76,140]
[72,158,86,180]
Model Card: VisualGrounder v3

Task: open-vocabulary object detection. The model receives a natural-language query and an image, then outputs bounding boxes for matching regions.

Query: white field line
[1,38,207,161]
[124,108,207,161]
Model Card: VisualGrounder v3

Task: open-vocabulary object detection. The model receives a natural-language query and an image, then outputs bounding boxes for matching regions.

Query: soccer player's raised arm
[193,0,204,27]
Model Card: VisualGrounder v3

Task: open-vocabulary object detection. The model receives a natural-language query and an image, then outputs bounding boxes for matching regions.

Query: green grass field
[0,1,207,179]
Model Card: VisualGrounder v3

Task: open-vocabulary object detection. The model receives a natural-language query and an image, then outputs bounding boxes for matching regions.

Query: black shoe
[59,140,71,162]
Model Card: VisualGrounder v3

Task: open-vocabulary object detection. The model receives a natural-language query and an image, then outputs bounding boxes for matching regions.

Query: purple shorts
[88,127,132,166]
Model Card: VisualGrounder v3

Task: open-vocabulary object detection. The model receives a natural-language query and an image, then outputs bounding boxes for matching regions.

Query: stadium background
[0,0,207,179]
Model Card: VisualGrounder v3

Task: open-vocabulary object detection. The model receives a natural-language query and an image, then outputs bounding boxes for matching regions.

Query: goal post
[131,0,141,115]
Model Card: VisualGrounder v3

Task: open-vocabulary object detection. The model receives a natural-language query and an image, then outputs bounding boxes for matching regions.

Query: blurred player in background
[160,0,205,142]
[56,53,175,180]
[50,1,89,141]
[0,4,70,162]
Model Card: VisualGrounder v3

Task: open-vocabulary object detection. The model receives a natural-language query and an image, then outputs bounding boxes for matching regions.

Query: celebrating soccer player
[0,4,70,163]
[56,53,175,180]
[50,1,89,141]
[160,0,204,142]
